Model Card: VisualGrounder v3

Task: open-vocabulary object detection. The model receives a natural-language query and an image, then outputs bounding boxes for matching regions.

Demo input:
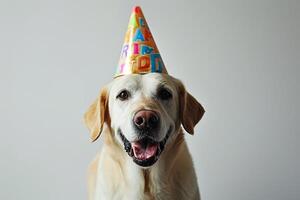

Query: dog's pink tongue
[132,142,158,160]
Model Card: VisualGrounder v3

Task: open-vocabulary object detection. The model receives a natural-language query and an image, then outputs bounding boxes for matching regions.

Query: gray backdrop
[1,0,299,199]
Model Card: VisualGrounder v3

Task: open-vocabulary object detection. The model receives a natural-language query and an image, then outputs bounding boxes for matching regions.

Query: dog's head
[84,73,204,167]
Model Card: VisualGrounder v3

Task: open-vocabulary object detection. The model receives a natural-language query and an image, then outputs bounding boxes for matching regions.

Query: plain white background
[1,0,299,199]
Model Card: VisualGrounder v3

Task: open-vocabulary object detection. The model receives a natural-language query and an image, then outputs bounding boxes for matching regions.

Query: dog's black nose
[133,110,159,130]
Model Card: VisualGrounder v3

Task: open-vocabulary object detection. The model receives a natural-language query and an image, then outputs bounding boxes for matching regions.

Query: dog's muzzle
[118,128,171,167]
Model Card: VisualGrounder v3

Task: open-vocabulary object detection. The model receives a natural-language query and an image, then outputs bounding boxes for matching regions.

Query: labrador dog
[84,72,205,200]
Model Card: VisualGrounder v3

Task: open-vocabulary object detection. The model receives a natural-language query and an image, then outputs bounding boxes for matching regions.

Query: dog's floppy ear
[178,81,205,135]
[84,87,110,142]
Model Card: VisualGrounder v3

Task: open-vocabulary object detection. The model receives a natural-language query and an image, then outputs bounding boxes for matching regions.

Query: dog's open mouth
[119,129,171,167]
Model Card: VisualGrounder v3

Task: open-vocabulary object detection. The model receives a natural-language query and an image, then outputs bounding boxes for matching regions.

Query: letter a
[133,28,145,42]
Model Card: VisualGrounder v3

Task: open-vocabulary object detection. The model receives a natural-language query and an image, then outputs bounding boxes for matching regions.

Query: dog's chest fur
[92,135,200,200]
[94,153,170,200]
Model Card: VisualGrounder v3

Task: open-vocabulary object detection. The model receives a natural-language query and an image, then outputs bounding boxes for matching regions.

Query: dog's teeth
[125,143,131,152]
[129,149,134,157]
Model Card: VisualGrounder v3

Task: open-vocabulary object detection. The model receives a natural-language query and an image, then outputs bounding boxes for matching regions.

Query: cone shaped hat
[115,6,167,78]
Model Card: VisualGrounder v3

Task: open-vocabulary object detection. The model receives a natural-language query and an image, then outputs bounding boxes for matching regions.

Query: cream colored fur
[85,73,204,200]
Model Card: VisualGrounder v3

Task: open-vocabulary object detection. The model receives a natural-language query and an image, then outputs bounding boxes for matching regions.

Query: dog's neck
[100,128,186,199]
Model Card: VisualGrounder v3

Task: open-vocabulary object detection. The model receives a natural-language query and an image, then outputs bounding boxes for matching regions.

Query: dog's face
[84,73,204,168]
[109,73,180,167]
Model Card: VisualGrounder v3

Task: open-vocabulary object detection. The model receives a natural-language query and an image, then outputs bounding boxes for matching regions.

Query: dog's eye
[117,90,130,101]
[158,88,172,100]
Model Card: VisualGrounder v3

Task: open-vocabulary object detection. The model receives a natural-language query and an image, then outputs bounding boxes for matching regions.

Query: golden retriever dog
[84,73,205,200]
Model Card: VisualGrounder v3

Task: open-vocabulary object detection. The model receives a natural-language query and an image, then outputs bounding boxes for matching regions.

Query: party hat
[115,6,167,78]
